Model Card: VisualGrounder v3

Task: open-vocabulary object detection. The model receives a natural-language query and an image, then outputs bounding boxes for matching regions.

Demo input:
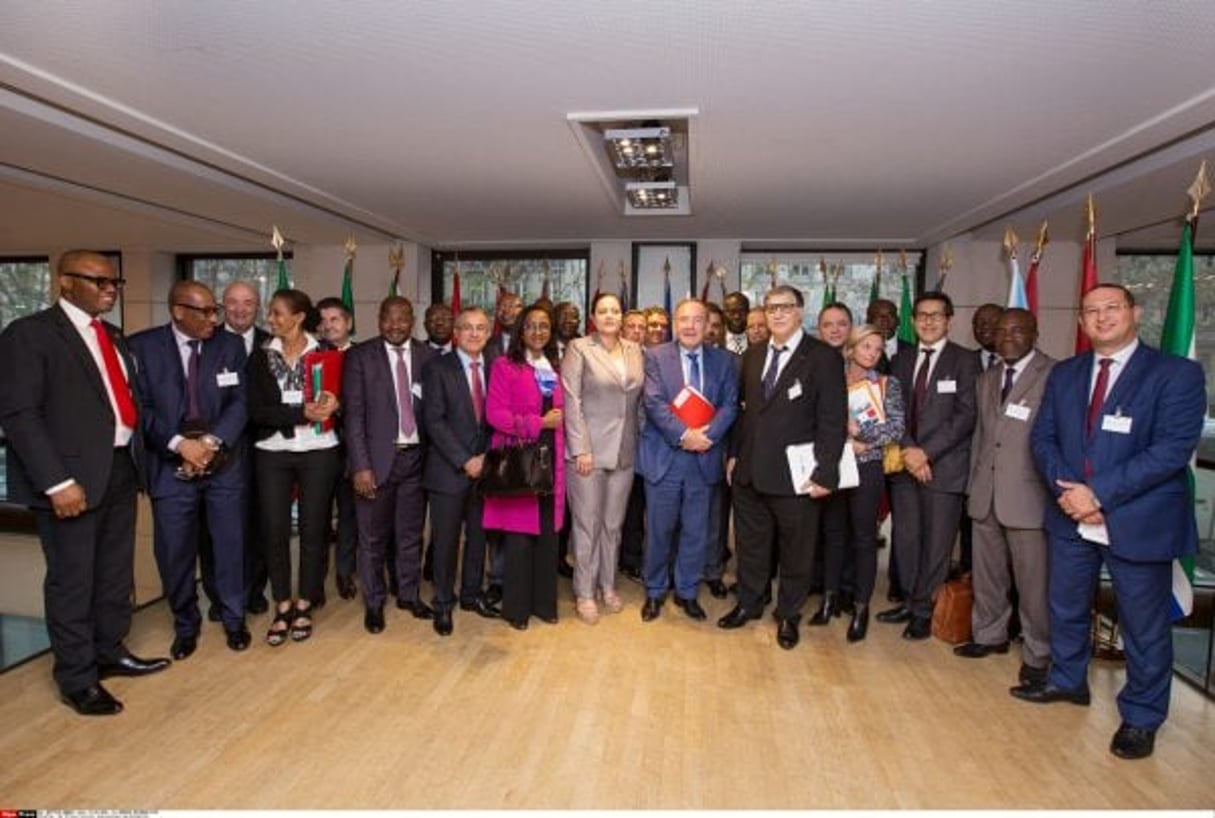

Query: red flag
[700,276,711,301]
[1074,198,1097,354]
[451,267,462,314]
[1025,254,1040,316]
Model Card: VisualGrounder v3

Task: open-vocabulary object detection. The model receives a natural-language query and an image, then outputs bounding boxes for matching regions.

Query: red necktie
[1086,358,1112,438]
[91,319,137,429]
[908,347,934,438]
[469,359,485,423]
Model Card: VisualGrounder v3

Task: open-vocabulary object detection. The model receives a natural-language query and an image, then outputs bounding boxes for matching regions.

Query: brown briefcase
[931,573,973,644]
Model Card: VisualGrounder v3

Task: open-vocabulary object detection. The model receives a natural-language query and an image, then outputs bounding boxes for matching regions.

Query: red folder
[303,350,344,432]
[671,385,714,428]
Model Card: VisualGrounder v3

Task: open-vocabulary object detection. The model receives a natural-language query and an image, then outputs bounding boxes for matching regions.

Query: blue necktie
[687,352,700,392]
[762,346,785,400]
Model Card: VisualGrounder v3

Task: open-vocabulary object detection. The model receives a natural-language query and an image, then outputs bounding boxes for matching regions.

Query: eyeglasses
[914,310,948,321]
[62,272,125,290]
[175,303,223,318]
[764,302,799,315]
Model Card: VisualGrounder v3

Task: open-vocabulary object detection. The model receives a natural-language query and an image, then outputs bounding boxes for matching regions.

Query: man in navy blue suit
[129,280,251,659]
[1018,283,1205,760]
[637,299,738,622]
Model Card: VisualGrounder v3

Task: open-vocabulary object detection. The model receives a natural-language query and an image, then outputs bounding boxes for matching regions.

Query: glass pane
[186,257,280,322]
[0,258,52,332]
[441,257,588,311]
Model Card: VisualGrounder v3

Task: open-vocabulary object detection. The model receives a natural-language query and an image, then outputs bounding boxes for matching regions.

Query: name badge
[1004,403,1031,422]
[1102,414,1132,434]
[281,389,304,406]
[411,383,423,399]
[216,370,239,387]
[787,380,803,401]
[937,379,957,394]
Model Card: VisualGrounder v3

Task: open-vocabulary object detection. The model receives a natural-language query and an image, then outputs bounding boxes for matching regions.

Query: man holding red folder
[636,299,738,621]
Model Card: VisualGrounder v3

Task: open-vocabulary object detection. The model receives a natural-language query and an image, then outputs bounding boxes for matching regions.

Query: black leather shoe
[484,584,504,606]
[886,586,906,604]
[809,592,838,626]
[675,596,707,621]
[537,614,559,625]
[876,604,912,624]
[1010,682,1091,706]
[337,575,357,600]
[1018,663,1049,687]
[62,683,123,716]
[364,606,385,634]
[846,605,869,643]
[170,636,197,660]
[776,617,800,650]
[396,598,435,620]
[433,608,454,636]
[557,560,574,578]
[641,597,663,622]
[225,625,252,651]
[98,653,172,678]
[246,595,269,615]
[706,579,728,599]
[460,596,501,619]
[1110,723,1156,760]
[620,565,643,584]
[837,590,855,616]
[953,641,1010,658]
[717,605,761,629]
[508,618,529,631]
[902,617,932,640]
[207,605,222,623]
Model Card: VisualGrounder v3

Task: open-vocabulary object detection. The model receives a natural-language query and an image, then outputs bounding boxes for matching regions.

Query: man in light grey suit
[956,308,1053,685]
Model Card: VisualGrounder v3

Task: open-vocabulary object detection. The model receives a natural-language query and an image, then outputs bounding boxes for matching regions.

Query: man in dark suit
[422,306,500,635]
[957,308,1053,685]
[128,281,251,659]
[719,284,848,649]
[637,299,738,622]
[0,250,169,716]
[866,298,914,376]
[878,291,978,640]
[489,291,523,357]
[1017,284,1205,761]
[343,296,437,634]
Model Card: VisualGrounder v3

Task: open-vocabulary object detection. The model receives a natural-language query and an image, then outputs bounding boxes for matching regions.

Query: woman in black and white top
[247,289,342,646]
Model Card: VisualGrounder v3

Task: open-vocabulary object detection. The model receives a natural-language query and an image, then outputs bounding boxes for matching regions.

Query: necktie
[987,351,998,370]
[469,359,485,423]
[91,319,137,429]
[687,352,701,392]
[1086,358,1112,437]
[908,347,935,438]
[186,340,202,420]
[394,346,416,438]
[761,346,786,400]
[1000,363,1015,404]
[731,335,747,355]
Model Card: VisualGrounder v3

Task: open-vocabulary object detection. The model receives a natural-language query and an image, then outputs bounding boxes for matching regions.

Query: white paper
[1004,403,1031,421]
[1078,520,1110,546]
[785,441,860,494]
[936,379,957,394]
[1102,414,1132,434]
[216,371,239,387]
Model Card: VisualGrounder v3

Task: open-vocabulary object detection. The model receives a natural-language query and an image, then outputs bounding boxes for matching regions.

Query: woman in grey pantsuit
[561,292,645,624]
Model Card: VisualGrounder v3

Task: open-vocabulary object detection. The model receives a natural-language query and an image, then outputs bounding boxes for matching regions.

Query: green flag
[276,257,290,291]
[868,272,880,307]
[341,258,356,335]
[897,273,915,344]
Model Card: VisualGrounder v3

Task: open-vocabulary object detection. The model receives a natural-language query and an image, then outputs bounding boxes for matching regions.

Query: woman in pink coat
[483,303,565,629]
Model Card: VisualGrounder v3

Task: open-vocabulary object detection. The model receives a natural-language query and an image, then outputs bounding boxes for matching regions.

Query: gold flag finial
[831,262,843,286]
[344,235,358,261]
[1034,221,1049,257]
[388,244,404,272]
[1188,159,1210,221]
[939,244,954,274]
[1085,195,1096,239]
[271,225,286,260]
[1003,226,1019,259]
[875,249,884,275]
[898,249,908,273]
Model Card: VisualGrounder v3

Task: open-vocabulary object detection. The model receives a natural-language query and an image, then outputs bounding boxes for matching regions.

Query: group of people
[0,250,1203,763]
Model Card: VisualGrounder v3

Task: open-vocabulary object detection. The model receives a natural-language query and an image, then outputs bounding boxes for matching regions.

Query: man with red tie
[0,251,169,716]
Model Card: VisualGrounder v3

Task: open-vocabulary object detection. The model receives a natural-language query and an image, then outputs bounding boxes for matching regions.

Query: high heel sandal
[266,607,292,647]
[290,604,314,642]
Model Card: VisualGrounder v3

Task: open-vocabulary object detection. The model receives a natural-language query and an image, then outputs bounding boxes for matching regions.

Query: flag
[450,265,461,313]
[663,259,672,317]
[271,225,289,290]
[540,262,551,302]
[868,271,881,307]
[700,274,711,302]
[1005,227,1027,309]
[1160,216,1198,620]
[618,264,630,311]
[276,257,290,291]
[1074,196,1098,354]
[389,268,400,297]
[897,273,915,344]
[341,256,355,334]
[1026,221,1048,316]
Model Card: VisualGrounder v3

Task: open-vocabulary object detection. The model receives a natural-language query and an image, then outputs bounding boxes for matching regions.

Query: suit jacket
[128,324,248,498]
[967,349,1055,528]
[878,338,915,375]
[0,303,145,507]
[342,337,435,484]
[422,349,492,494]
[891,340,978,493]
[1031,343,1205,562]
[561,334,645,470]
[731,334,848,494]
[637,342,738,485]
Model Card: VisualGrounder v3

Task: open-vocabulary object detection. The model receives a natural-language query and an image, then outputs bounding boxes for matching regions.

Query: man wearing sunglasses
[0,250,169,716]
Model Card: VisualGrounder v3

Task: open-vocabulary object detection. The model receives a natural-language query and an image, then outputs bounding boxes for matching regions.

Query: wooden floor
[1,574,1213,810]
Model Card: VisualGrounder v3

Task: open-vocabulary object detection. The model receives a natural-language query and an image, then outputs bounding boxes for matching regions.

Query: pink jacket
[481,356,566,535]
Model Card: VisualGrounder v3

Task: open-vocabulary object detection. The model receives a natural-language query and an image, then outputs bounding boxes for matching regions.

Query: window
[432,250,589,312]
[739,251,924,331]
[180,254,286,319]
[0,256,52,332]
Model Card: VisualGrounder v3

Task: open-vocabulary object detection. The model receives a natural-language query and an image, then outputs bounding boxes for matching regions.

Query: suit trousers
[566,465,633,599]
[355,446,425,610]
[200,456,269,608]
[255,446,343,605]
[328,468,358,581]
[1047,534,1174,730]
[36,448,138,694]
[703,481,731,582]
[428,484,488,610]
[620,474,646,572]
[971,511,1049,667]
[889,476,964,619]
[819,488,857,595]
[732,481,820,620]
[824,460,884,603]
[151,476,246,636]
[501,495,559,623]
[642,454,712,600]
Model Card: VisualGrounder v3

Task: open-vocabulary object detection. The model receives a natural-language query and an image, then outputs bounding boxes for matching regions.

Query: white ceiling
[2,1,1215,254]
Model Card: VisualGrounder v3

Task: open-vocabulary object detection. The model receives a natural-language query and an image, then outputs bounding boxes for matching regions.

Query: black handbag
[478,396,556,498]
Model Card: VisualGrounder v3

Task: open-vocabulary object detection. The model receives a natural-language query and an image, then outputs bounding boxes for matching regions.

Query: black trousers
[889,476,965,619]
[255,446,343,604]
[732,481,820,620]
[823,460,884,604]
[36,448,138,694]
[428,485,488,610]
[501,495,559,623]
[328,468,359,582]
[619,474,646,572]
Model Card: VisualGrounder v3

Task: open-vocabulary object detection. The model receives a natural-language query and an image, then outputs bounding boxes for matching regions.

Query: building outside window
[433,251,589,312]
